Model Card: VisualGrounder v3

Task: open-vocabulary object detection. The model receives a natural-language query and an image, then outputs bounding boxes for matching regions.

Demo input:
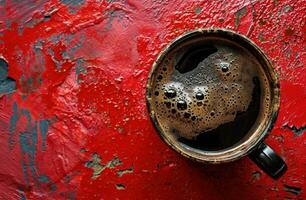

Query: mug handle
[249,143,287,179]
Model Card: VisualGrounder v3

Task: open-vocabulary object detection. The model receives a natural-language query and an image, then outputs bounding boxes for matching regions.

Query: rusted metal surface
[0,0,305,199]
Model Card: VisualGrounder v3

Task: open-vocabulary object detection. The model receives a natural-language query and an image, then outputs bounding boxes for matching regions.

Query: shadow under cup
[146,29,286,178]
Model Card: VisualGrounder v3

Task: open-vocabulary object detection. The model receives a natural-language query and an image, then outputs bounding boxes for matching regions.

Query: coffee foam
[151,41,270,140]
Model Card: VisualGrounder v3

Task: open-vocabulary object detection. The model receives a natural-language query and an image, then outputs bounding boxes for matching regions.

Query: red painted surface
[0,0,305,199]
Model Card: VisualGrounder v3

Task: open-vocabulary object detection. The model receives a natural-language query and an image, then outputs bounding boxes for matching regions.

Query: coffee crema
[148,37,272,151]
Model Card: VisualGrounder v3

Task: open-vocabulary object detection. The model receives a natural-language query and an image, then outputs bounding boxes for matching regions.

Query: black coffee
[149,37,271,151]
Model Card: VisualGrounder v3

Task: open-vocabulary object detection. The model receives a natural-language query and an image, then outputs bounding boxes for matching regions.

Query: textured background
[0,0,305,199]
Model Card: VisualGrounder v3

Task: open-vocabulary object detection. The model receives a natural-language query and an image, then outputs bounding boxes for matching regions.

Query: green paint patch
[234,6,247,28]
[194,7,202,15]
[85,153,122,179]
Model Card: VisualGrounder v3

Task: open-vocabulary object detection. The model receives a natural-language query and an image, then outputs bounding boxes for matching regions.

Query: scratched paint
[0,0,305,199]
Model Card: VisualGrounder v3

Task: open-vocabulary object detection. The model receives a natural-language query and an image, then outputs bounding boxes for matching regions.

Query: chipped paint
[284,185,302,195]
[85,153,122,179]
[251,171,262,182]
[234,6,247,28]
[117,167,133,177]
[115,184,125,190]
[283,124,306,137]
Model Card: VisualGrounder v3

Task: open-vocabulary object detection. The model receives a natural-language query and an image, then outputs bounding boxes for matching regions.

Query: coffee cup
[146,29,287,179]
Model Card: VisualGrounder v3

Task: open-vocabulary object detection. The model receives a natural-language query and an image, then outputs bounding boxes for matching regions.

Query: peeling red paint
[0,0,305,199]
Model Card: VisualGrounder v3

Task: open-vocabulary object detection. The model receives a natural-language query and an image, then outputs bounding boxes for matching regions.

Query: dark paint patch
[283,185,302,195]
[19,191,27,200]
[234,6,247,28]
[67,192,76,200]
[0,58,8,81]
[251,171,262,182]
[0,58,16,95]
[283,124,306,137]
[115,184,125,190]
[0,78,16,95]
[257,33,265,42]
[285,28,294,36]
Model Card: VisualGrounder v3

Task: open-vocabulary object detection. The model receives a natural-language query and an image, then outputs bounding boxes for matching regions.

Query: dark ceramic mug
[146,29,287,179]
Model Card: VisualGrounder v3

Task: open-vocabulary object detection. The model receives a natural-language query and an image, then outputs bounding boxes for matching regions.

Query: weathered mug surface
[146,29,287,179]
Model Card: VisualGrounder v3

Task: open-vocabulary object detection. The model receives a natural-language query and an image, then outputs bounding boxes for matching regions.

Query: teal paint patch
[38,174,56,192]
[0,78,16,94]
[0,58,16,95]
[39,120,49,151]
[60,0,85,14]
[38,174,50,183]
[104,9,128,31]
[0,58,8,81]
[60,0,84,6]
[21,159,30,184]
[9,104,56,190]
[75,58,87,84]
[20,194,26,200]
[9,102,19,149]
[48,34,62,45]
[47,47,62,70]
[19,121,39,180]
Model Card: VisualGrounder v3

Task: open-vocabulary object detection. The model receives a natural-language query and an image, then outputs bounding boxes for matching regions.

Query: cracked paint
[0,0,305,199]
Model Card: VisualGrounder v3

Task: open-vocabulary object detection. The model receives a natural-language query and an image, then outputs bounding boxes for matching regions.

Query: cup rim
[146,28,280,164]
